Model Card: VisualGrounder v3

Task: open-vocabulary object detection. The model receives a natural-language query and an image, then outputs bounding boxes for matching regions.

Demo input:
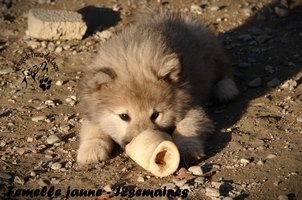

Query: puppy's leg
[173,107,213,162]
[213,78,239,101]
[77,120,114,165]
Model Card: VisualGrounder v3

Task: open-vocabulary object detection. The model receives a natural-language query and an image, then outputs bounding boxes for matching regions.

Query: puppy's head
[80,54,186,147]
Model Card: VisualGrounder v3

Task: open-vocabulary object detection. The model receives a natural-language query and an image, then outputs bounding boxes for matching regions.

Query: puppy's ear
[85,67,116,90]
[157,54,181,82]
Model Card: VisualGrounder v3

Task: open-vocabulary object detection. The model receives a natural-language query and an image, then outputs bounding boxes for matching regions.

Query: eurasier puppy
[77,8,239,165]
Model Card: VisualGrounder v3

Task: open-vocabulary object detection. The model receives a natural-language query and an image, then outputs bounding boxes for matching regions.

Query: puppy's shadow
[78,6,121,38]
[205,2,302,158]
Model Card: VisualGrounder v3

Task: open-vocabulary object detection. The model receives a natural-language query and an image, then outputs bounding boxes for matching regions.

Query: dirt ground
[0,0,302,200]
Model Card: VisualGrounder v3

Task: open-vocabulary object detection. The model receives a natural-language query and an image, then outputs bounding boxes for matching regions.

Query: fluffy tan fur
[77,8,239,165]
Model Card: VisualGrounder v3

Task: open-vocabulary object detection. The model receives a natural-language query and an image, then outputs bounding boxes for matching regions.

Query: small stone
[31,115,47,122]
[27,137,34,142]
[161,183,176,190]
[14,176,25,185]
[0,67,14,75]
[46,135,60,144]
[188,166,203,175]
[45,100,55,107]
[60,125,70,132]
[281,80,297,90]
[205,187,220,198]
[0,172,12,180]
[173,179,187,187]
[55,46,63,53]
[297,115,302,122]
[257,160,265,165]
[194,177,205,184]
[51,162,62,170]
[191,4,202,14]
[210,6,220,11]
[137,176,145,182]
[242,7,253,16]
[248,77,262,87]
[274,7,289,17]
[211,181,223,189]
[104,184,112,192]
[30,171,36,177]
[266,154,277,159]
[240,158,250,164]
[223,197,233,200]
[96,30,112,41]
[267,78,280,88]
[55,80,63,86]
[278,195,289,200]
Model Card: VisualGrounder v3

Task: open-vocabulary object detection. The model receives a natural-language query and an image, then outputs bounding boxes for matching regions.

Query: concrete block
[28,8,87,40]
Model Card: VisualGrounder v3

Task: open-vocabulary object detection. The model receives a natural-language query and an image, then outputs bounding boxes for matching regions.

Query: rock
[210,6,220,11]
[173,179,187,187]
[14,176,25,185]
[281,80,297,90]
[223,197,233,200]
[27,137,34,142]
[188,166,203,175]
[96,30,113,41]
[55,46,63,53]
[0,67,14,75]
[248,77,262,87]
[55,80,63,86]
[274,7,289,17]
[31,115,47,122]
[38,179,51,186]
[267,78,280,88]
[278,195,289,200]
[266,154,277,159]
[205,187,220,198]
[257,160,265,165]
[242,7,253,16]
[0,172,12,180]
[297,115,302,122]
[27,8,87,40]
[46,135,60,144]
[211,181,223,189]
[194,177,205,184]
[240,158,250,164]
[161,183,176,190]
[190,4,202,14]
[51,162,62,170]
[137,176,145,182]
[104,184,112,192]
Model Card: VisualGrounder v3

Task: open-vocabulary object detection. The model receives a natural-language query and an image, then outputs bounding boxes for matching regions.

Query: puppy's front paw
[77,141,110,165]
[174,139,205,162]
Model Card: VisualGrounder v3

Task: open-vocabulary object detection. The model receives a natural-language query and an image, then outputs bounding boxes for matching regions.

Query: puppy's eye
[119,113,130,122]
[150,112,159,121]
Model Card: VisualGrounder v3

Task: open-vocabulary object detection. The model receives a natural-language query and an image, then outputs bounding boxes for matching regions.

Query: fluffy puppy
[77,8,239,165]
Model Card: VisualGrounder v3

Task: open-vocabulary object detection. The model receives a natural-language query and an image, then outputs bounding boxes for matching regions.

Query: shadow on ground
[205,2,302,159]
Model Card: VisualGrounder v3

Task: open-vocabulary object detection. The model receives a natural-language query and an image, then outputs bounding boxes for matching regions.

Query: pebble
[0,67,14,75]
[27,41,40,49]
[223,197,233,200]
[96,30,113,41]
[240,158,250,164]
[194,177,205,184]
[27,137,34,142]
[137,176,145,182]
[14,176,25,185]
[46,135,60,144]
[45,100,55,107]
[38,179,51,186]
[55,46,63,53]
[274,7,289,17]
[266,154,277,159]
[297,115,302,122]
[31,115,47,122]
[0,172,12,180]
[188,166,203,175]
[161,183,176,190]
[267,78,280,88]
[281,80,297,90]
[190,4,202,14]
[51,162,62,170]
[242,7,253,16]
[257,160,264,165]
[205,187,220,198]
[278,195,289,200]
[55,80,63,86]
[210,6,220,11]
[104,184,112,192]
[248,77,262,87]
[211,181,223,189]
[173,179,187,187]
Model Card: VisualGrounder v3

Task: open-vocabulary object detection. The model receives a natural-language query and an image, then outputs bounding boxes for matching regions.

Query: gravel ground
[0,0,302,200]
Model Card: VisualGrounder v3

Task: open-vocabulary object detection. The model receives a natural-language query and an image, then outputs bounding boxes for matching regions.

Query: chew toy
[125,130,180,177]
